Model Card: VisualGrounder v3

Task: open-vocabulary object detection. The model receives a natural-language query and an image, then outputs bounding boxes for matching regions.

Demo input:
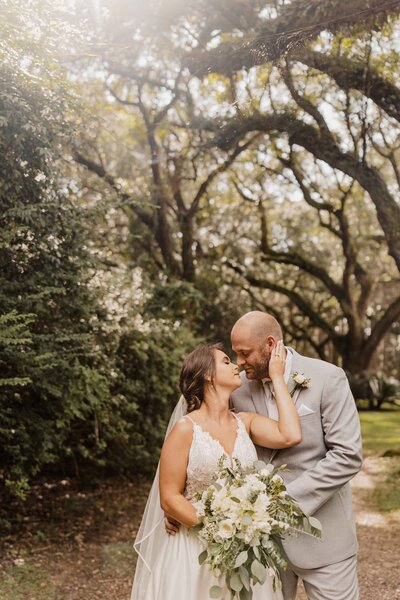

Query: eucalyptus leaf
[198,550,207,565]
[251,559,267,584]
[209,585,222,598]
[230,572,243,592]
[254,460,268,471]
[239,565,250,591]
[234,550,248,568]
[308,516,322,532]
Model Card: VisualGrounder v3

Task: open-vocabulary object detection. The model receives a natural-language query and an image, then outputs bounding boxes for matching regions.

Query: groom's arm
[285,367,362,516]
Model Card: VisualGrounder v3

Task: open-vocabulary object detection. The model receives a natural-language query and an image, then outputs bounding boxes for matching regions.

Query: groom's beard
[243,351,270,380]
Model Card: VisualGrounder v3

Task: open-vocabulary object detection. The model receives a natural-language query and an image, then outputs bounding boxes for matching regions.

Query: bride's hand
[268,340,286,381]
[164,514,180,536]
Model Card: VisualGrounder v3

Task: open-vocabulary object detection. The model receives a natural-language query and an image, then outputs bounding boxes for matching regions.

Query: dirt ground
[0,457,399,600]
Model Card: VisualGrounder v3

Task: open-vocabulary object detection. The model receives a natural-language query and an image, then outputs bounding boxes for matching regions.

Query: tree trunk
[180,213,196,282]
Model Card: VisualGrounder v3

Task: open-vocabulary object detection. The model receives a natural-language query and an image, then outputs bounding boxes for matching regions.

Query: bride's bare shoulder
[167,416,194,440]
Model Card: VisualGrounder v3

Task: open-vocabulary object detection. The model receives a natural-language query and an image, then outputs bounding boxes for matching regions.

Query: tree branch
[209,112,400,273]
[226,259,338,338]
[185,0,400,78]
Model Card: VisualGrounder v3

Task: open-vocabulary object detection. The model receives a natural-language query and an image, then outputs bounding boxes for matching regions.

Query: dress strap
[183,415,196,426]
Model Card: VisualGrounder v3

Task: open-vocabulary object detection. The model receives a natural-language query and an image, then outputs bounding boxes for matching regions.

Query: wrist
[270,373,285,383]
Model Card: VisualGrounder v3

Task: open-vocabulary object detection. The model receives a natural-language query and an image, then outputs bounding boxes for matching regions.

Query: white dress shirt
[261,347,293,419]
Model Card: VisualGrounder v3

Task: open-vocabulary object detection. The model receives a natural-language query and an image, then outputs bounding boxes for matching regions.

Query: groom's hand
[164,514,180,535]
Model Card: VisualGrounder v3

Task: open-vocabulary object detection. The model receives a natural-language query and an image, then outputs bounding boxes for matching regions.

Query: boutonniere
[290,372,311,397]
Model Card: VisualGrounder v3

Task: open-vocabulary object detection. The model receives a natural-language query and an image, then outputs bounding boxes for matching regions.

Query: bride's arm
[159,418,199,528]
[242,341,302,449]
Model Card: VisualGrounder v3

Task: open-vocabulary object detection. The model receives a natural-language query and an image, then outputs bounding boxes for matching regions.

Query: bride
[131,340,301,600]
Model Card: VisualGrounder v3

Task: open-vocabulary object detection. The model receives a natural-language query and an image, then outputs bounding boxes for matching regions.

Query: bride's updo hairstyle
[179,343,223,413]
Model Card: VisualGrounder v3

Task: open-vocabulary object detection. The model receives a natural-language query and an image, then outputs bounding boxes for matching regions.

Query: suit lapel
[288,348,306,407]
[269,348,306,463]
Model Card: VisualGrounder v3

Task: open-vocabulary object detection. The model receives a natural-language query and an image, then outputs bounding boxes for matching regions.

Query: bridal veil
[130,396,187,600]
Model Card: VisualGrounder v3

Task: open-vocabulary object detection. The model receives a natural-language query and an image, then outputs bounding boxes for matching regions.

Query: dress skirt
[142,526,283,600]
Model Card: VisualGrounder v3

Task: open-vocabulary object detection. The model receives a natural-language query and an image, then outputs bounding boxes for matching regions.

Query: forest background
[1,1,400,598]
[1,2,400,595]
[2,0,400,497]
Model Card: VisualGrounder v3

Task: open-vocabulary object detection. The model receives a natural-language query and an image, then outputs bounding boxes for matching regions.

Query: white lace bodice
[183,414,258,502]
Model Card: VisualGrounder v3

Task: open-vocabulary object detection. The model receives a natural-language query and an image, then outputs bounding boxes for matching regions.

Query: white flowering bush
[193,458,321,599]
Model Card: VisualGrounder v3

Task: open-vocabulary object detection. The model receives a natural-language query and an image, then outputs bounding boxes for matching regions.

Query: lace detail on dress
[183,414,258,502]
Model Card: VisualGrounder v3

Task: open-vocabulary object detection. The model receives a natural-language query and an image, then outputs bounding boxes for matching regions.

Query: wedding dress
[134,412,283,600]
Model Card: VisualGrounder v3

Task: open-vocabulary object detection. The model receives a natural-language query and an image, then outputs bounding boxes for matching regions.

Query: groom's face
[231,333,271,380]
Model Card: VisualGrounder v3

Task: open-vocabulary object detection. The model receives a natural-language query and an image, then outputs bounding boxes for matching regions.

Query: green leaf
[209,585,222,598]
[251,559,267,584]
[230,572,243,592]
[198,550,207,565]
[308,516,322,532]
[239,565,250,591]
[234,550,248,568]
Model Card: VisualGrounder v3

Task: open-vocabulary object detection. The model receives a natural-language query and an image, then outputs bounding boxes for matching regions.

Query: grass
[102,541,136,576]
[359,408,400,514]
[372,463,400,513]
[359,409,400,454]
[0,564,58,600]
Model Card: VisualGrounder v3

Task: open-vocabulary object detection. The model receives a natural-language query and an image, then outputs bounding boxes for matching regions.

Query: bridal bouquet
[193,458,321,600]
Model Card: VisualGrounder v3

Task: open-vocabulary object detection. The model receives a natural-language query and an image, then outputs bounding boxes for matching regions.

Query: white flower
[244,473,266,492]
[218,519,235,538]
[253,493,271,513]
[194,499,206,517]
[272,474,283,484]
[260,465,274,477]
[210,487,229,512]
[291,372,311,392]
[230,484,251,502]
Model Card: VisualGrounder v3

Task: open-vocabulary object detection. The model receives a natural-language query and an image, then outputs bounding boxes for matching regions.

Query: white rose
[218,519,235,538]
[294,374,306,385]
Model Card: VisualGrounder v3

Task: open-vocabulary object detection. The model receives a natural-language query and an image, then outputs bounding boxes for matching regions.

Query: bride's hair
[179,343,223,412]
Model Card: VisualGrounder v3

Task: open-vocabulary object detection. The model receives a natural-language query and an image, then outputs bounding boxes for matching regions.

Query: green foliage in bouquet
[194,458,321,600]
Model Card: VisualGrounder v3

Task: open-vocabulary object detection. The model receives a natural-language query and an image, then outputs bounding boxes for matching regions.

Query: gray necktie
[263,381,278,420]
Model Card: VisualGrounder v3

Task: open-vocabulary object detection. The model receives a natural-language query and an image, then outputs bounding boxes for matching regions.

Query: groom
[230,311,362,600]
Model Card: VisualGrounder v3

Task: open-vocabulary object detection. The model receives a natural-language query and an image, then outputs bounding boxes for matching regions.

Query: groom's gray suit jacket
[230,349,362,571]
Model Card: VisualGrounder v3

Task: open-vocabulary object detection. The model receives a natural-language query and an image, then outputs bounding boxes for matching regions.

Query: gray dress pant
[280,554,359,600]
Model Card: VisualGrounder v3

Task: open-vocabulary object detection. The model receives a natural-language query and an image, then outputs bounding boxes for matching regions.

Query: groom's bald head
[231,312,283,379]
[231,311,283,345]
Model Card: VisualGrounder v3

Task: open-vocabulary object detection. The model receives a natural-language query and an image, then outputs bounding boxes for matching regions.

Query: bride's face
[212,349,242,392]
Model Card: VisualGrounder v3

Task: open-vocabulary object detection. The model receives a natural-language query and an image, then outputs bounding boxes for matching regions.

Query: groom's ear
[266,335,276,350]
